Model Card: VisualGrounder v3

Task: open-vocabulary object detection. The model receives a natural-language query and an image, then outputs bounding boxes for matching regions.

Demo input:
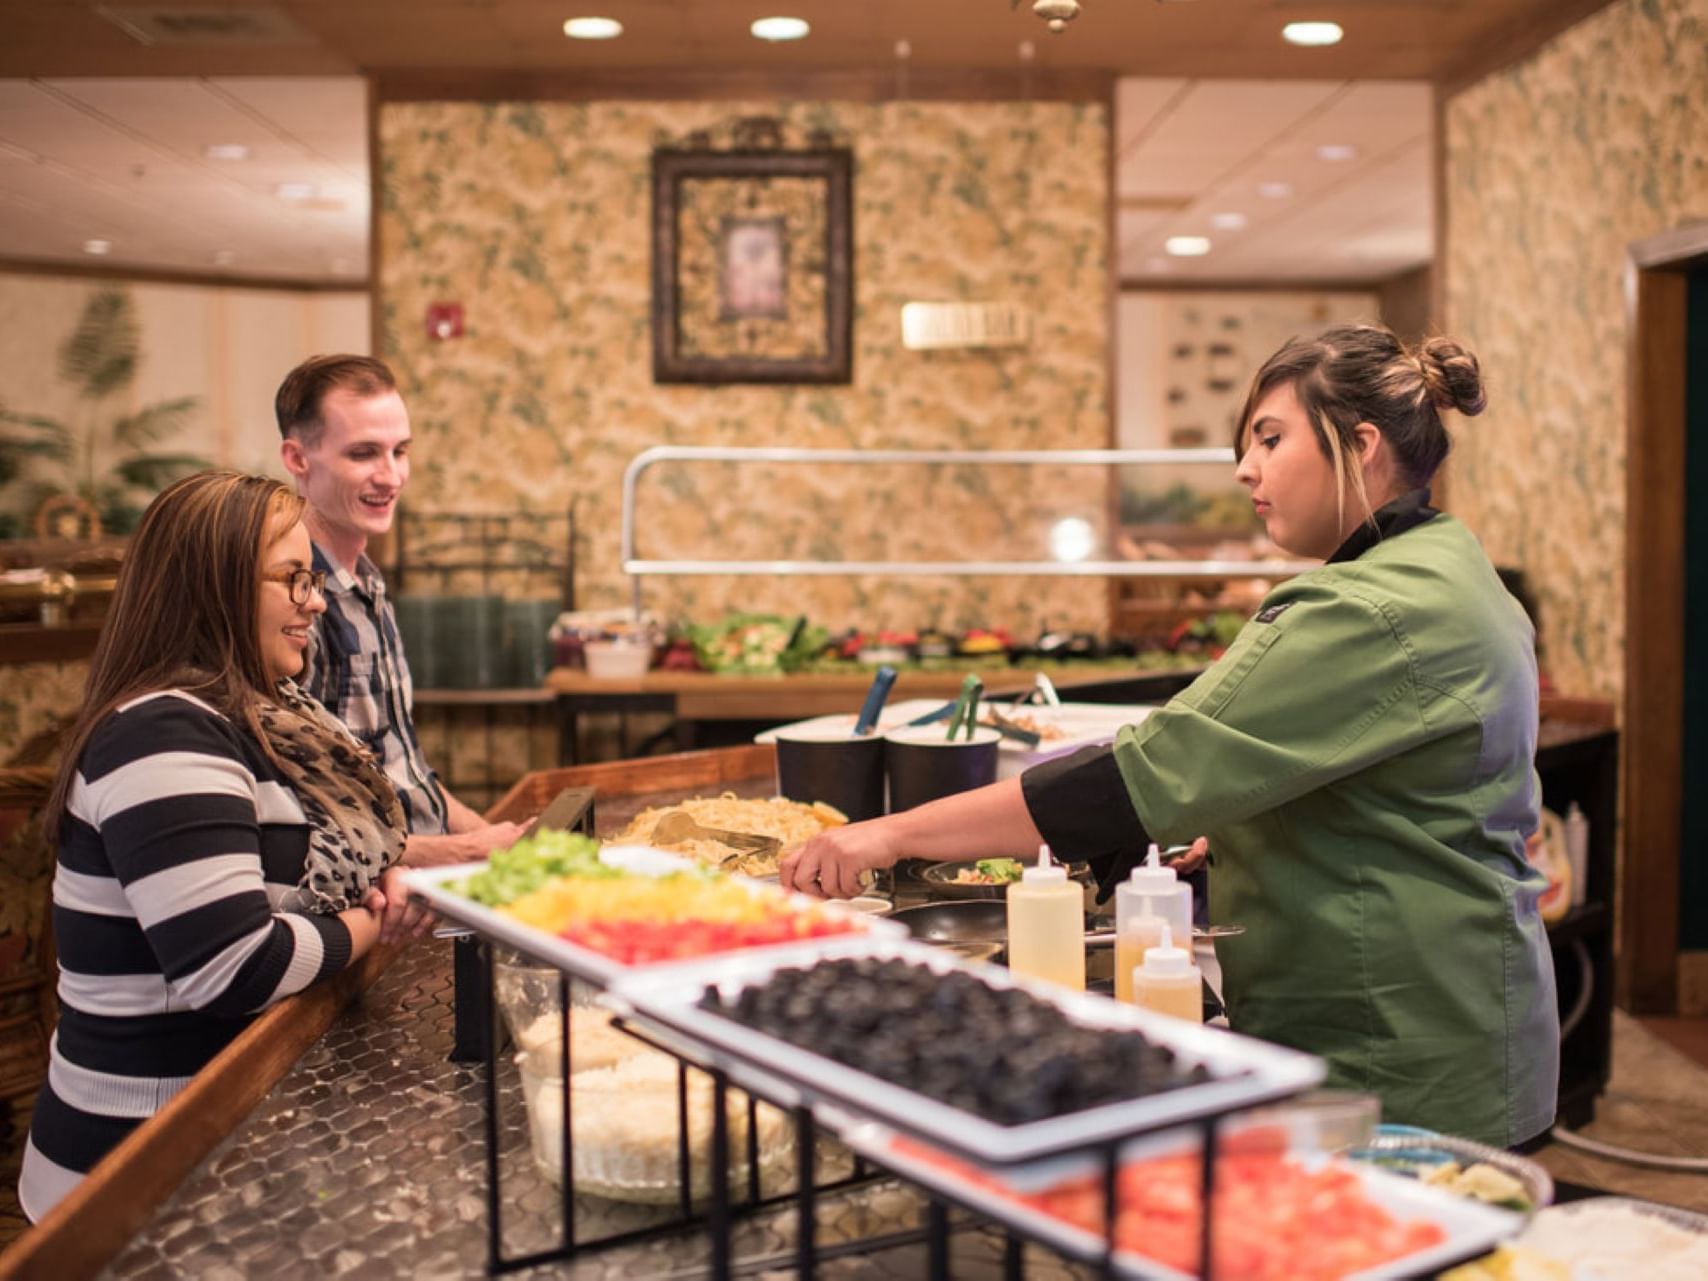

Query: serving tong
[649,810,783,863]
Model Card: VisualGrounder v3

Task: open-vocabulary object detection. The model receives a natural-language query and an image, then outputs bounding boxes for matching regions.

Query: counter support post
[1199,1116,1219,1280]
[1101,1144,1118,1280]
[795,1107,817,1278]
[710,1072,732,1281]
[927,1198,950,1280]
[676,1063,694,1220]
[481,939,503,1272]
[745,1093,762,1204]
[558,975,575,1250]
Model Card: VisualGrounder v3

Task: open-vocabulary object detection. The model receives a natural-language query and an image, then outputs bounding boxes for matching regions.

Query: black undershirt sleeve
[1019,744,1153,902]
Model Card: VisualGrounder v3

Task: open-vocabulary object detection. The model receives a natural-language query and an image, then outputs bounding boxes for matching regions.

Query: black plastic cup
[883,725,1001,813]
[774,726,887,822]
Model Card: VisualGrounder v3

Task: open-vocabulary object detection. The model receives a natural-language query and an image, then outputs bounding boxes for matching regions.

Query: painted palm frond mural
[0,287,208,537]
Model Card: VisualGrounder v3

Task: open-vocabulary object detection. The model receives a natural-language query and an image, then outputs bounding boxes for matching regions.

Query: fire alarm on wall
[426,302,464,341]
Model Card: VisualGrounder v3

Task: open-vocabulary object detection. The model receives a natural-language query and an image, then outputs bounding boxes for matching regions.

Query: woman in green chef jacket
[781,324,1558,1149]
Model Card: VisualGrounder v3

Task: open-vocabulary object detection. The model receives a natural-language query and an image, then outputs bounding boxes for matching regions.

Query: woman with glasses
[19,471,414,1220]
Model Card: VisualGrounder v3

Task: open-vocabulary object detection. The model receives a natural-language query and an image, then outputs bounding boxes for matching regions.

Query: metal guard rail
[619,445,1317,610]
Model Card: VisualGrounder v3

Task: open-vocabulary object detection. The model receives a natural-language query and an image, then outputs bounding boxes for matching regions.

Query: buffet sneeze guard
[618,445,1319,615]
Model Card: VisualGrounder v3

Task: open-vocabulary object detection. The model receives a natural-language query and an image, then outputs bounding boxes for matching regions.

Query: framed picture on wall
[651,147,853,384]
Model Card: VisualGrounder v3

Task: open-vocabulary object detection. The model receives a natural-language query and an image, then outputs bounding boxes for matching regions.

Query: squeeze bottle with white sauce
[1564,802,1590,909]
[1132,924,1203,1023]
[1005,845,1086,991]
[1113,845,1194,1004]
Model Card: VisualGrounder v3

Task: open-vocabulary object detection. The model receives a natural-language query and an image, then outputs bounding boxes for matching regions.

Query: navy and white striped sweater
[19,690,354,1221]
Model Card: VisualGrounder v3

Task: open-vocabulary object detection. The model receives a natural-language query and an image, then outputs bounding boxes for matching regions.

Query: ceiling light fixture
[562,16,622,39]
[1031,0,1081,34]
[275,181,316,200]
[750,16,810,41]
[83,238,112,256]
[1210,212,1247,230]
[1257,181,1293,199]
[1165,235,1212,257]
[1316,143,1357,162]
[204,143,250,161]
[1282,21,1344,47]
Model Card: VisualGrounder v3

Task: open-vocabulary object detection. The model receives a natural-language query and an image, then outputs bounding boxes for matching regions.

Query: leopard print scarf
[258,680,407,914]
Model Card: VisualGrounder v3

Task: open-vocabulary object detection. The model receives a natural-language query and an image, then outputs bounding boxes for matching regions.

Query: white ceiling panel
[1113,78,1189,153]
[1117,76,1433,284]
[1117,80,1347,200]
[207,77,368,174]
[0,74,370,280]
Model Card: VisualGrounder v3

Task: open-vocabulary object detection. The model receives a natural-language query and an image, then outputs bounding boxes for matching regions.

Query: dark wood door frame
[1621,221,1708,1012]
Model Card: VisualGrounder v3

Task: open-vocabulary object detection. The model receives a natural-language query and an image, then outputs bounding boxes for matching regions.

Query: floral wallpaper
[1444,0,1708,700]
[378,100,1110,635]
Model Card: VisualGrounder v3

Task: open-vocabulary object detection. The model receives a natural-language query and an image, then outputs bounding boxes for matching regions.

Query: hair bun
[1416,336,1487,417]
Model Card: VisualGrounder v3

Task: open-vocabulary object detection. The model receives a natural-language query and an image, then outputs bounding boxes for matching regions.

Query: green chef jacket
[1023,494,1559,1147]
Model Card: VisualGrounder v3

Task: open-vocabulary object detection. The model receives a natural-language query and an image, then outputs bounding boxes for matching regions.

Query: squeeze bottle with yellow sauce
[1113,845,1193,1004]
[1005,845,1085,991]
[1132,924,1203,1023]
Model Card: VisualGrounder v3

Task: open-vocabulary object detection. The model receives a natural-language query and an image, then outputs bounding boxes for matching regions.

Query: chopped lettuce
[974,857,1023,883]
[455,829,610,905]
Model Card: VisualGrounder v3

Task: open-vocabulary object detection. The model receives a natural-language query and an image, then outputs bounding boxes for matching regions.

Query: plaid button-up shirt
[300,544,449,836]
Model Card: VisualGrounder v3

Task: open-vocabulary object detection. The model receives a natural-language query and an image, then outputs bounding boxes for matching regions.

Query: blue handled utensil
[853,664,898,736]
[907,701,956,727]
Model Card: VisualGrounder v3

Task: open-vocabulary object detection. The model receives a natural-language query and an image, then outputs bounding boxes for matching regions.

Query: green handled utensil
[945,673,984,742]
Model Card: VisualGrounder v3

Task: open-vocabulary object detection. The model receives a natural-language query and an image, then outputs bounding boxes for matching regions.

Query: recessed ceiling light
[204,143,250,161]
[1165,235,1212,257]
[275,181,317,200]
[1258,181,1293,199]
[1210,212,1247,230]
[213,249,237,266]
[82,238,112,256]
[1282,21,1344,47]
[562,16,622,39]
[1316,143,1358,162]
[751,16,810,41]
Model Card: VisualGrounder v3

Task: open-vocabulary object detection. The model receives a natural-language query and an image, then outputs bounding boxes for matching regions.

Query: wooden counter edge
[0,943,398,1281]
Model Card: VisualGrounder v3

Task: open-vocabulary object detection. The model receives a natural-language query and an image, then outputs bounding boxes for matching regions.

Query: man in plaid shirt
[277,354,525,864]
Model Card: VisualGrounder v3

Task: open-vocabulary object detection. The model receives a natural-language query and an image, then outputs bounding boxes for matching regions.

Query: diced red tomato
[887,1135,1446,1280]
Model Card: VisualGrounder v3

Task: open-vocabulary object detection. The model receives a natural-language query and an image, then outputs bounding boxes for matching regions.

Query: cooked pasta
[611,793,847,875]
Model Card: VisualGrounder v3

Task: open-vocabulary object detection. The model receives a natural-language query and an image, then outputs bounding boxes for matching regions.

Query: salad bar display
[404,813,1535,1279]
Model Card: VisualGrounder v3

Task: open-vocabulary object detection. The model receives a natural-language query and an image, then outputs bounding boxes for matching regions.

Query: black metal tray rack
[464,944,1265,1280]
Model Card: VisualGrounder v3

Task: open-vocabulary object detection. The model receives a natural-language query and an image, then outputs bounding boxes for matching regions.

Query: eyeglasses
[262,568,327,605]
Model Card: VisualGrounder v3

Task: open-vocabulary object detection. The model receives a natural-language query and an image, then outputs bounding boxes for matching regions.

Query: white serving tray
[400,846,907,989]
[607,937,1325,1166]
[756,700,1155,780]
[843,1118,1524,1280]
